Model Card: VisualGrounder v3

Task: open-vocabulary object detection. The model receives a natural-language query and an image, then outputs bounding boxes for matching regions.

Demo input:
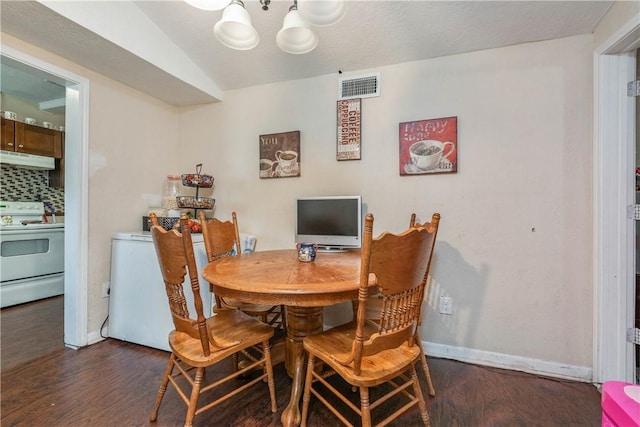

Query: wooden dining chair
[148,213,277,427]
[198,211,286,330]
[353,213,441,397]
[301,213,439,427]
[408,212,440,397]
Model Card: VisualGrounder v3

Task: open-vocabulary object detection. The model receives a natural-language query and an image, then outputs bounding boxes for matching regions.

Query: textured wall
[179,35,594,371]
[3,32,596,374]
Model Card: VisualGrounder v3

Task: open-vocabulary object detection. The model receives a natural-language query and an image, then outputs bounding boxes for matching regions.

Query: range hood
[0,150,55,170]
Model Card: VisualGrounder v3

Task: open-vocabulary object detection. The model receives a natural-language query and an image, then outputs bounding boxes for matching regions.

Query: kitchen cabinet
[1,117,16,151]
[1,118,62,158]
[16,122,63,158]
[49,135,65,188]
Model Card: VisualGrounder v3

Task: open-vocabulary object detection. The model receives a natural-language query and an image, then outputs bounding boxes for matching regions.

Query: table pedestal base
[281,306,323,427]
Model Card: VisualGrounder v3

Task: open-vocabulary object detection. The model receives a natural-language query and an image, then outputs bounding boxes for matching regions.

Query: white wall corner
[39,0,223,102]
[87,330,108,346]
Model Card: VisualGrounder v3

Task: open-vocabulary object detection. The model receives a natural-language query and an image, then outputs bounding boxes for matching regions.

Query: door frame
[1,44,90,348]
[594,17,640,383]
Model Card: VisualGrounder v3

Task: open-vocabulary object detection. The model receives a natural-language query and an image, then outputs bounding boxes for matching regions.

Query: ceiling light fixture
[213,0,260,50]
[297,0,346,27]
[276,4,318,54]
[185,0,346,54]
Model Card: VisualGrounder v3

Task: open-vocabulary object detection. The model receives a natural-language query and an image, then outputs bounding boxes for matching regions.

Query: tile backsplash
[0,165,65,213]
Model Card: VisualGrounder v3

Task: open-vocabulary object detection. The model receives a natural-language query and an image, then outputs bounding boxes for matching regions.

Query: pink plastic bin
[601,381,640,427]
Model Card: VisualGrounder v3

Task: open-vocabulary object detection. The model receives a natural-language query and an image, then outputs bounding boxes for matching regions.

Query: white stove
[0,201,64,229]
[0,200,65,308]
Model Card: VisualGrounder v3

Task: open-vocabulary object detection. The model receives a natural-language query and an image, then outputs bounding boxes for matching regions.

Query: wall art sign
[336,98,361,160]
[259,130,300,179]
[399,116,458,175]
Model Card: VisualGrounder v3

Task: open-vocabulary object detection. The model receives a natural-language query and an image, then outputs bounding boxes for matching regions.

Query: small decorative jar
[297,243,318,262]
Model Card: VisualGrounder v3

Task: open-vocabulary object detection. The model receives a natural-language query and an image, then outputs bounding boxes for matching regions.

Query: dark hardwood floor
[1,296,602,426]
[0,294,64,371]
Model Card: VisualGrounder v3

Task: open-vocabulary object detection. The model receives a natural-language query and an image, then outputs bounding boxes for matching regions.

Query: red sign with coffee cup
[399,116,458,175]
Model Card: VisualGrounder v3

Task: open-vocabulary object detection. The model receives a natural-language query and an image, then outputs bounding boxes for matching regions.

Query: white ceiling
[0,0,613,107]
[1,55,67,112]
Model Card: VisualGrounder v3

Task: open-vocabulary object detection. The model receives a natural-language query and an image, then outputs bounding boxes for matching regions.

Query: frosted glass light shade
[276,9,318,54]
[214,1,259,50]
[297,0,346,27]
[184,0,230,11]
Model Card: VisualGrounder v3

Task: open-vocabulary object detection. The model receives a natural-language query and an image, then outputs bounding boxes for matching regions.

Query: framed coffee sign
[399,116,458,176]
[259,130,300,179]
[336,98,361,160]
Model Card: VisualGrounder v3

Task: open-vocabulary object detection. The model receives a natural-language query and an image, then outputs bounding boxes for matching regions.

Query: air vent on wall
[338,72,380,100]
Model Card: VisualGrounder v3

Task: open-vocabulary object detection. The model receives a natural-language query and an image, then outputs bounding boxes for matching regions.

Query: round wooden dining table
[202,249,374,427]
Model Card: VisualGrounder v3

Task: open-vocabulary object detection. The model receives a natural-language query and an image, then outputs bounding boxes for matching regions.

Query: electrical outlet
[102,281,110,298]
[439,296,452,315]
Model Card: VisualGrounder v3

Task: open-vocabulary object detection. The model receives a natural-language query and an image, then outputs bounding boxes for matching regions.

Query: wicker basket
[176,196,215,210]
[142,216,179,232]
[181,173,214,188]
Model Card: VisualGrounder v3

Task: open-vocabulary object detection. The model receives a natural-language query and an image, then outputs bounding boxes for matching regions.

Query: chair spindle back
[352,213,439,374]
[149,213,210,356]
[199,211,241,261]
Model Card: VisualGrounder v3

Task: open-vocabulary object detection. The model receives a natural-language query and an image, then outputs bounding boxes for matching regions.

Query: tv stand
[317,246,350,253]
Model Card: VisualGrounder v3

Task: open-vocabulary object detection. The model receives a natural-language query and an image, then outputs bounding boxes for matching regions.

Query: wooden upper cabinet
[14,122,62,158]
[1,117,17,151]
[49,133,65,189]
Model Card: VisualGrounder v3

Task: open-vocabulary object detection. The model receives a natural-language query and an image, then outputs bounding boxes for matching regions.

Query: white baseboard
[82,328,591,382]
[423,341,593,383]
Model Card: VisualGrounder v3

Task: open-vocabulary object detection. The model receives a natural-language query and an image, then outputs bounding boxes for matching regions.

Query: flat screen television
[295,195,362,252]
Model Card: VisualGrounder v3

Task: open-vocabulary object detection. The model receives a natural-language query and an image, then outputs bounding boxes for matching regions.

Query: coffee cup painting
[399,116,458,175]
[259,130,301,179]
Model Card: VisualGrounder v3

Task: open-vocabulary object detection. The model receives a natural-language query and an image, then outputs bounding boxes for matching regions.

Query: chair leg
[263,340,278,413]
[421,355,436,397]
[359,386,372,427]
[300,354,316,427]
[415,332,435,396]
[281,305,287,330]
[184,367,205,427]
[410,365,431,427]
[150,354,176,422]
[232,353,239,372]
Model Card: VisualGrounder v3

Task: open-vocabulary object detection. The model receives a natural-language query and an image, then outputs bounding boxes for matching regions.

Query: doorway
[1,45,89,348]
[636,48,640,384]
[594,21,640,384]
